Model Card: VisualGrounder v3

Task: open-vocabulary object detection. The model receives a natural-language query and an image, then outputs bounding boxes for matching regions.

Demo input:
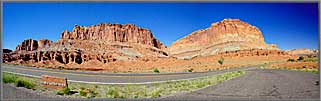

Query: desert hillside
[169,19,278,59]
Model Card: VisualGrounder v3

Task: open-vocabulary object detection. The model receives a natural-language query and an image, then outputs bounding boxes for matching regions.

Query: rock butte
[3,23,168,65]
[169,19,278,59]
[61,24,166,50]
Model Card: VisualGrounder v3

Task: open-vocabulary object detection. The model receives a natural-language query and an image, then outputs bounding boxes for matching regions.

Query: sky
[3,3,319,50]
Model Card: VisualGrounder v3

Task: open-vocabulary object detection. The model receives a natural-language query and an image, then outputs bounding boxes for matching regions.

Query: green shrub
[57,87,71,95]
[218,57,224,65]
[3,73,36,90]
[150,88,162,98]
[297,56,304,61]
[187,68,194,72]
[287,59,295,62]
[79,89,87,97]
[304,57,318,62]
[153,68,160,73]
[79,88,97,98]
[58,66,64,70]
[106,87,120,98]
[14,79,36,89]
[3,73,18,83]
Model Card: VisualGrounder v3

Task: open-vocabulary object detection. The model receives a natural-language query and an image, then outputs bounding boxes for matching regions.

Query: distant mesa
[169,18,279,59]
[285,48,319,56]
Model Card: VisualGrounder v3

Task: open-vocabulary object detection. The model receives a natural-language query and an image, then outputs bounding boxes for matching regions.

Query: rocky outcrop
[169,19,279,59]
[38,39,53,49]
[3,49,12,53]
[61,24,166,49]
[3,23,168,66]
[285,48,319,56]
[3,50,117,65]
[15,39,52,51]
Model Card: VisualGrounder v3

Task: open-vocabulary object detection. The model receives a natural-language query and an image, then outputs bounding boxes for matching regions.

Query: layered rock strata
[15,39,52,51]
[61,24,166,49]
[169,19,279,59]
[3,23,168,65]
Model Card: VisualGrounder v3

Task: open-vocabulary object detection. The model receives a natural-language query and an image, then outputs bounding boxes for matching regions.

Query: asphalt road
[2,65,319,100]
[2,65,254,84]
[164,68,320,100]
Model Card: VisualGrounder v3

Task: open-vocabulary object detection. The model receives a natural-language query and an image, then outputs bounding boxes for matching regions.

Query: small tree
[153,68,160,73]
[287,59,295,62]
[218,57,224,66]
[187,68,194,72]
[297,56,304,61]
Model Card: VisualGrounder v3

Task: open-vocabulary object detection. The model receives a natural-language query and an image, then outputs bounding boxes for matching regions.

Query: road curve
[2,65,255,84]
[164,68,320,100]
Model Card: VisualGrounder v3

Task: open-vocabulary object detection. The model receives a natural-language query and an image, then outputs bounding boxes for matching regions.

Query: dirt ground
[263,61,318,69]
[262,55,319,70]
[6,54,318,73]
[7,55,290,73]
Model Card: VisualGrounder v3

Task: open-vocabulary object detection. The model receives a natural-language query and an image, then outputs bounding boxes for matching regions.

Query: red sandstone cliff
[61,24,166,49]
[169,19,279,59]
[15,39,52,51]
[3,23,168,65]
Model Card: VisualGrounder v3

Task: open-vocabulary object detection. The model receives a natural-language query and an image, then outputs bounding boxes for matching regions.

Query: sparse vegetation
[3,72,36,90]
[3,71,246,99]
[287,58,295,62]
[302,56,318,62]
[58,66,64,70]
[106,87,121,98]
[187,68,194,72]
[287,56,318,63]
[57,87,72,95]
[68,71,245,98]
[15,79,36,89]
[79,87,98,98]
[152,68,160,73]
[3,73,18,83]
[293,68,318,74]
[260,66,318,74]
[218,57,224,65]
[297,56,304,61]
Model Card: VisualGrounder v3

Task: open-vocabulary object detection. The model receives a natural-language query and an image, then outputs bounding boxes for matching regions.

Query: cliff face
[61,24,166,49]
[4,23,168,65]
[169,19,279,59]
[15,39,52,51]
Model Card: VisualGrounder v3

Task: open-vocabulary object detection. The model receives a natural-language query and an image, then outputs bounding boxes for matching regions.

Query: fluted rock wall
[15,39,52,51]
[4,23,169,65]
[61,24,166,49]
[3,50,117,64]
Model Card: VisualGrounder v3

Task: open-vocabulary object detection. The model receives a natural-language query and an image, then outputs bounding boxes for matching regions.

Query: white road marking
[2,67,255,85]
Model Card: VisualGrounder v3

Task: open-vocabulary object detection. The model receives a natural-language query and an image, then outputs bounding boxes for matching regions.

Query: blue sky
[3,3,319,50]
